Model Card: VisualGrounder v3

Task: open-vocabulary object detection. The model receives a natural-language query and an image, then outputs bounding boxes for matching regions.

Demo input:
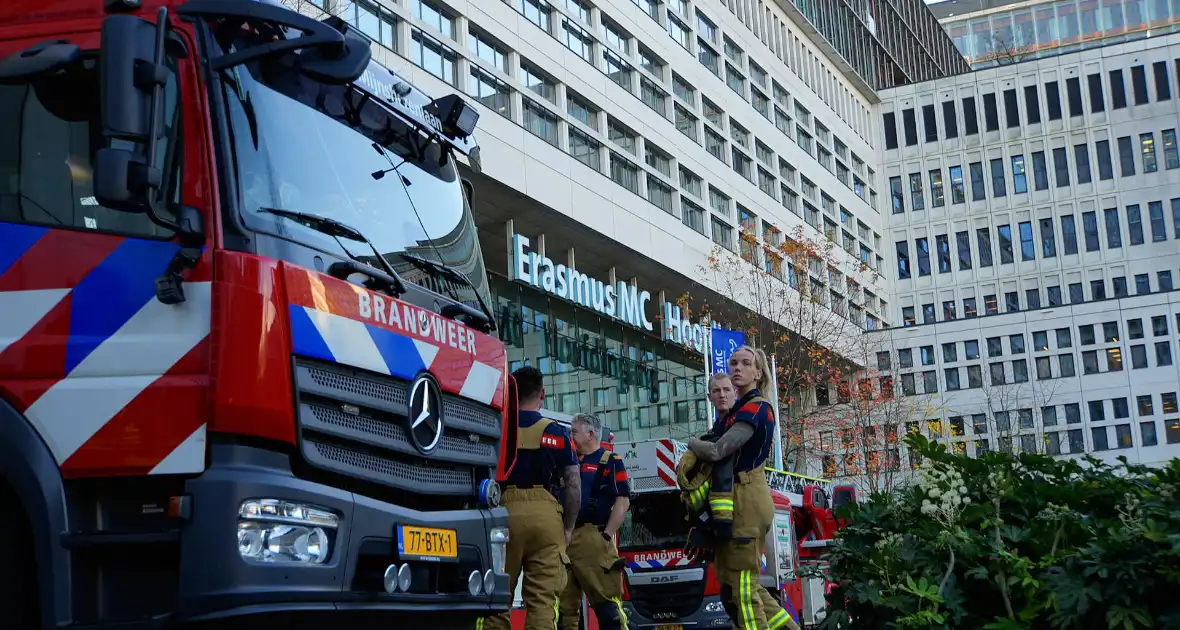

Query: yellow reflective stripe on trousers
[768,608,790,630]
[475,618,484,630]
[738,570,757,629]
[611,597,629,627]
[552,596,560,630]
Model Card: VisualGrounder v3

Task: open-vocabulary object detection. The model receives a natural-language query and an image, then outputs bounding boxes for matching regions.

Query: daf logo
[408,374,444,454]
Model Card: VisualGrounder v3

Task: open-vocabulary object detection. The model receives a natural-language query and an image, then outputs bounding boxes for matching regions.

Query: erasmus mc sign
[511,234,708,353]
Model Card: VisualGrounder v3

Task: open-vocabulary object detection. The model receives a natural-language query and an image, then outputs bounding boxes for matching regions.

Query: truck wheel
[0,484,38,630]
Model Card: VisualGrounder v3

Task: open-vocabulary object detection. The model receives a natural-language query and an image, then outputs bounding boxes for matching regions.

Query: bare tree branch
[677,225,898,479]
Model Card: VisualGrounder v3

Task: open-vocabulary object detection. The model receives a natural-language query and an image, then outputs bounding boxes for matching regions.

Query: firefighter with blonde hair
[684,346,797,630]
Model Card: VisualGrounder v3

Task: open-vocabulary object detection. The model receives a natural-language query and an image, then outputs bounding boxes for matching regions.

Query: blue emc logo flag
[710,327,746,375]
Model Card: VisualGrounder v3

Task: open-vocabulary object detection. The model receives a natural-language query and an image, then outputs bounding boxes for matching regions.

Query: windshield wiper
[260,206,407,298]
[398,252,495,333]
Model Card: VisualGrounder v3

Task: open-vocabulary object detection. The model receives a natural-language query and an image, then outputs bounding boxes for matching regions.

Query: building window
[568,129,601,171]
[682,198,706,234]
[609,152,640,194]
[674,105,698,142]
[563,20,593,62]
[518,0,552,31]
[353,1,397,49]
[567,91,599,130]
[711,217,734,251]
[469,68,511,118]
[640,79,668,117]
[647,175,673,214]
[522,99,558,146]
[468,30,507,72]
[411,30,457,86]
[604,50,633,91]
[413,0,455,38]
[520,62,556,103]
[1141,133,1158,173]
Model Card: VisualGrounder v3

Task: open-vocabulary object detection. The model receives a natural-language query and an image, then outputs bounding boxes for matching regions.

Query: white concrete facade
[307,0,1180,473]
[320,0,890,335]
[875,34,1180,470]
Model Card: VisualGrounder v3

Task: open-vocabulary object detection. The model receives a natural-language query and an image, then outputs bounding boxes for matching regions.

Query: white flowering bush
[812,434,1180,630]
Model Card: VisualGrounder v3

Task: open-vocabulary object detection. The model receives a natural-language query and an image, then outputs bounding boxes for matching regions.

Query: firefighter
[478,367,581,630]
[686,347,798,630]
[557,413,631,630]
[708,372,737,419]
[682,373,738,533]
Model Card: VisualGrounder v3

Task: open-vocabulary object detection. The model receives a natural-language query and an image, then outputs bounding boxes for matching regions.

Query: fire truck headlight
[237,499,338,565]
[704,601,726,613]
[489,526,509,574]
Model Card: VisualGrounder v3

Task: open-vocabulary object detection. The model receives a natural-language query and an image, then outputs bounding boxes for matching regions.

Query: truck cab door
[0,17,213,478]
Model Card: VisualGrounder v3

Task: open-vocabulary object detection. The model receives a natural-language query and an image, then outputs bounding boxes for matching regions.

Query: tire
[0,484,39,630]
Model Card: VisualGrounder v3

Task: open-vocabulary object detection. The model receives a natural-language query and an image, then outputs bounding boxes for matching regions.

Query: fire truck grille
[292,358,501,498]
[628,581,706,620]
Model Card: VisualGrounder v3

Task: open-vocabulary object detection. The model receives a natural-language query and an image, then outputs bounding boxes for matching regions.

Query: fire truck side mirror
[99,14,160,145]
[95,12,167,214]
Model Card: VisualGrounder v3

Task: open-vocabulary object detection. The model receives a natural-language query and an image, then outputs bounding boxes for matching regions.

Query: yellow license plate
[397,525,458,562]
[655,625,683,630]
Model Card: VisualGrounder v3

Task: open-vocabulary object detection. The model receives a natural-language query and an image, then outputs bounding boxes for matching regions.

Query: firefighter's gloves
[683,526,716,563]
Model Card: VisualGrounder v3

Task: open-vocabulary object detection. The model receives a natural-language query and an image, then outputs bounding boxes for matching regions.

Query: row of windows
[397,0,888,274]
[819,404,1180,475]
[677,0,875,143]
[891,338,1176,395]
[881,314,1177,371]
[882,58,1180,150]
[887,128,1180,217]
[897,265,1178,327]
[895,198,1180,283]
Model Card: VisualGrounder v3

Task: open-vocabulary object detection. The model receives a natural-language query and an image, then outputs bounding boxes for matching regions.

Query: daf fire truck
[612,438,855,629]
[0,1,513,628]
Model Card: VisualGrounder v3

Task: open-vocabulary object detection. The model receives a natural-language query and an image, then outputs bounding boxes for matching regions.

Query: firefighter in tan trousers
[686,360,799,630]
[558,413,631,630]
[478,367,581,630]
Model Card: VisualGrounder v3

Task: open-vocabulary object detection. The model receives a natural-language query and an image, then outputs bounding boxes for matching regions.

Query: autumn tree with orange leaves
[809,333,947,495]
[677,223,911,478]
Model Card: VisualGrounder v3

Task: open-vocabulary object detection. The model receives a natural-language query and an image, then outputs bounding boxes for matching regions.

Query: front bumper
[622,594,732,629]
[177,444,509,627]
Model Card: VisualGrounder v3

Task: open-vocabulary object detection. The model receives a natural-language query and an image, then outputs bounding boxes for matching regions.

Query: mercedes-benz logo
[408,374,444,454]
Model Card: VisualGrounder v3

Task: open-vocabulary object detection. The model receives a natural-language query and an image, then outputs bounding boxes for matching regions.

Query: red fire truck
[0,1,512,628]
[611,438,854,629]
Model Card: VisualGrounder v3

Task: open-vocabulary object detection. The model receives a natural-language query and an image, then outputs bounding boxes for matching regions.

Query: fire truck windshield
[218,33,491,311]
[618,491,693,552]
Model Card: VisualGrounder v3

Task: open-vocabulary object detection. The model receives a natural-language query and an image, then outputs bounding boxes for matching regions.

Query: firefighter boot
[479,488,569,630]
[708,455,735,540]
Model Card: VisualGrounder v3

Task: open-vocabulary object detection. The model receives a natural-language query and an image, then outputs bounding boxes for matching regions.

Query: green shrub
[810,435,1180,630]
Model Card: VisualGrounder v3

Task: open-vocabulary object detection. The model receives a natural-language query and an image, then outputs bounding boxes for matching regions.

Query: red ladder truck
[0,1,513,628]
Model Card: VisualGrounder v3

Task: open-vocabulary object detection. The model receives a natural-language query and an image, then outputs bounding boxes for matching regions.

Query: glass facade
[490,274,711,443]
[942,0,1180,68]
[785,0,971,90]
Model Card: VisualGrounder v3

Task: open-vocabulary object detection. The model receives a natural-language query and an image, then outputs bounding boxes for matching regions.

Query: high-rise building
[299,0,1179,479]
[874,31,1180,474]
